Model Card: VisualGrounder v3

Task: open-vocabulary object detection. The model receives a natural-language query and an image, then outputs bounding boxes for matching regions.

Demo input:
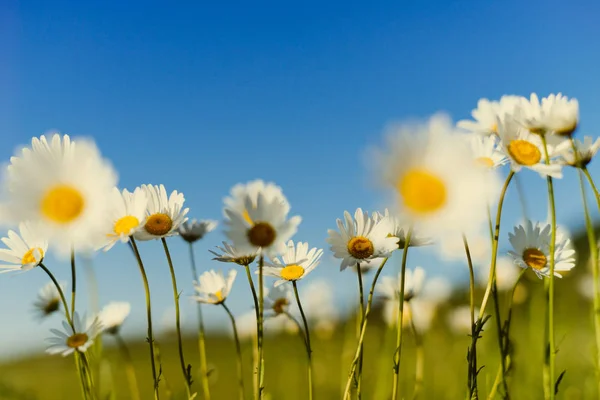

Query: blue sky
[1,0,600,358]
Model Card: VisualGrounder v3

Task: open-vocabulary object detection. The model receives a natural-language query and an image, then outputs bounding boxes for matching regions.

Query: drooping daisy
[224,191,301,259]
[467,134,509,169]
[45,312,102,356]
[508,220,576,279]
[178,219,218,243]
[327,208,398,271]
[98,302,131,335]
[518,93,579,137]
[457,96,522,136]
[4,133,117,255]
[102,187,147,251]
[192,269,237,305]
[0,222,48,273]
[263,283,294,318]
[33,281,66,319]
[209,241,257,266]
[224,180,290,223]
[133,184,189,241]
[476,256,521,292]
[262,240,323,286]
[377,266,426,303]
[374,209,433,249]
[371,113,500,239]
[497,115,565,178]
[559,136,600,168]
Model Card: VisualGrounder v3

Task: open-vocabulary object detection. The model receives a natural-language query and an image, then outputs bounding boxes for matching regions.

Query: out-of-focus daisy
[298,280,339,339]
[540,93,579,136]
[0,222,48,273]
[4,133,117,255]
[178,219,218,243]
[262,241,323,286]
[326,208,397,271]
[476,256,521,291]
[33,281,66,319]
[559,136,600,168]
[263,284,294,318]
[438,232,490,264]
[98,302,131,335]
[447,305,474,335]
[577,273,596,300]
[371,113,500,239]
[224,180,290,223]
[193,269,237,304]
[209,241,257,266]
[46,312,102,356]
[467,135,509,169]
[378,266,426,302]
[497,115,565,178]
[508,220,576,279]
[102,187,147,251]
[374,209,433,249]
[133,184,189,241]
[457,96,521,137]
[224,191,301,259]
[237,310,297,340]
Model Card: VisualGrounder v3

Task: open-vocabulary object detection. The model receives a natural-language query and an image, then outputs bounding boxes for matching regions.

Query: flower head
[178,219,218,243]
[373,209,432,249]
[457,96,521,137]
[102,187,147,251]
[0,222,48,273]
[263,283,294,318]
[98,302,131,335]
[224,180,290,221]
[262,240,323,286]
[559,136,600,168]
[193,269,237,304]
[467,134,509,169]
[45,312,102,356]
[209,241,257,266]
[377,266,426,302]
[134,184,189,241]
[33,281,66,319]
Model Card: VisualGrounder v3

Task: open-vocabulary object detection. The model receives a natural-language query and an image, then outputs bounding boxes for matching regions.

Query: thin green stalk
[243,263,260,400]
[222,302,246,400]
[373,325,395,400]
[115,333,142,400]
[257,255,265,400]
[463,235,478,398]
[38,262,72,326]
[161,238,192,398]
[293,281,314,400]
[129,238,160,400]
[283,311,308,347]
[540,135,557,400]
[392,229,413,400]
[583,168,600,209]
[407,304,424,400]
[70,249,76,321]
[189,243,211,400]
[356,264,365,398]
[343,257,390,400]
[79,350,97,400]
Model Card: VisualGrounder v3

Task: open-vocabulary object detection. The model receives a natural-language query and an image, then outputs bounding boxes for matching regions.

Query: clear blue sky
[1,0,600,358]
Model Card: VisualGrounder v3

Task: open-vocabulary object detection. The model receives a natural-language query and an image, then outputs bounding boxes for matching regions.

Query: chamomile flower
[224,180,290,222]
[263,284,294,318]
[457,96,522,136]
[508,220,576,279]
[467,134,509,169]
[374,209,433,249]
[327,208,397,271]
[262,240,323,286]
[193,269,237,305]
[519,93,579,137]
[377,266,426,303]
[224,191,301,259]
[447,305,474,334]
[497,115,564,178]
[476,256,521,291]
[102,187,147,251]
[371,113,500,239]
[559,136,600,168]
[133,184,189,241]
[178,219,218,243]
[0,222,48,273]
[4,133,117,255]
[33,281,66,319]
[98,302,131,335]
[210,241,257,266]
[45,312,102,356]
[298,280,339,338]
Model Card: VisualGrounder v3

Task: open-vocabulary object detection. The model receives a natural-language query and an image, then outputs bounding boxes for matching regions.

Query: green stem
[38,262,72,327]
[343,257,390,400]
[356,264,365,398]
[540,135,557,400]
[70,249,76,322]
[244,263,260,400]
[293,281,314,400]
[257,255,265,400]
[222,302,246,400]
[583,168,600,209]
[129,238,160,400]
[189,243,211,400]
[392,229,413,400]
[463,235,478,398]
[161,238,192,398]
[284,311,308,348]
[116,333,142,400]
[408,304,424,400]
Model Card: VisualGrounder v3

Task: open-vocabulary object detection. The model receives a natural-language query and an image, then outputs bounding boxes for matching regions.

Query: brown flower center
[272,298,290,314]
[247,222,276,247]
[66,333,89,348]
[347,236,374,259]
[522,248,547,270]
[144,213,173,236]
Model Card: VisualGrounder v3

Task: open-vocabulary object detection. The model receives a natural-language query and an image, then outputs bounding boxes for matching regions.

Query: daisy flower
[102,187,147,251]
[377,266,426,302]
[447,305,474,335]
[476,256,521,292]
[33,281,66,319]
[4,133,117,255]
[45,312,102,356]
[224,180,290,223]
[559,136,600,168]
[263,283,294,318]
[519,93,579,137]
[209,241,257,266]
[0,222,48,273]
[178,219,218,243]
[98,302,131,335]
[371,113,500,239]
[457,95,522,136]
[297,280,339,339]
[467,134,509,169]
[193,269,237,304]
[133,184,189,241]
[508,220,576,279]
[224,191,301,259]
[327,208,397,271]
[374,209,432,249]
[262,240,323,286]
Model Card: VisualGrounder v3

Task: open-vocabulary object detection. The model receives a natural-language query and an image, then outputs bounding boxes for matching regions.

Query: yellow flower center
[272,298,290,314]
[144,213,173,236]
[114,215,140,236]
[491,123,498,134]
[214,290,224,302]
[347,236,374,259]
[476,157,495,168]
[507,140,541,166]
[522,248,547,271]
[41,185,85,224]
[247,222,276,247]
[280,264,305,281]
[397,169,447,214]
[66,333,89,348]
[22,247,44,265]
